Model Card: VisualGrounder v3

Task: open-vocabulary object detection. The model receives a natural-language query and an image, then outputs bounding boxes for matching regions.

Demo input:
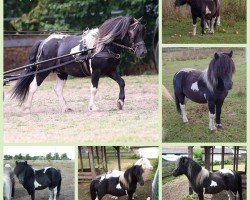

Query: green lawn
[162,49,246,143]
[163,19,246,44]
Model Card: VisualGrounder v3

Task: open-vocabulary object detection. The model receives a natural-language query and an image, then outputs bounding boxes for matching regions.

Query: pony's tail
[236,172,243,200]
[57,170,62,197]
[173,72,183,114]
[11,40,42,104]
[90,180,98,200]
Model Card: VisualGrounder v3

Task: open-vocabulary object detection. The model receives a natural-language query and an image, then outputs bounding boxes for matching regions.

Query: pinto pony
[3,164,15,200]
[173,51,235,132]
[174,0,221,35]
[90,165,144,200]
[11,16,147,113]
[172,157,243,200]
[14,161,62,200]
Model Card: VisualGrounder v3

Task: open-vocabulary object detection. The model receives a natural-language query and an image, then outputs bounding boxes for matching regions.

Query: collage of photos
[1,0,248,200]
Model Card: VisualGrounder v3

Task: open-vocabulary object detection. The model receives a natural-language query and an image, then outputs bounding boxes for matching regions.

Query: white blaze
[191,82,199,92]
[210,180,218,187]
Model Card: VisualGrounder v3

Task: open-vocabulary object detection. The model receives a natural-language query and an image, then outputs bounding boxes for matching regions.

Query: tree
[46,152,52,160]
[53,152,60,160]
[24,154,32,160]
[4,155,13,160]
[60,153,69,160]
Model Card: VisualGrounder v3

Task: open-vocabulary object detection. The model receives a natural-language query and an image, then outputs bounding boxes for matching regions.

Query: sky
[3,146,75,159]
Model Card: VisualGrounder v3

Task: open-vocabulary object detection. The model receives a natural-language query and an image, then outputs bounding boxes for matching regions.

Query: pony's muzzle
[139,179,145,186]
[172,169,178,177]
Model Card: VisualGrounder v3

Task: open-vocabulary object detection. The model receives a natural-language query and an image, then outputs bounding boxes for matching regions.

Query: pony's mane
[95,16,133,54]
[204,52,235,91]
[179,157,209,187]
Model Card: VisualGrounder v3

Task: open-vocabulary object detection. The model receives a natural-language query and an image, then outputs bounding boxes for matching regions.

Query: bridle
[111,20,145,54]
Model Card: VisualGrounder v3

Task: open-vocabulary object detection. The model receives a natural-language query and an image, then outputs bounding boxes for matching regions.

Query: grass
[162,49,246,143]
[163,19,246,44]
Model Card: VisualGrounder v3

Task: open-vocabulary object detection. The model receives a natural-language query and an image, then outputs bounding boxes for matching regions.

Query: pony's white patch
[88,84,99,111]
[180,104,188,123]
[203,187,206,194]
[203,69,214,92]
[205,6,212,14]
[196,167,209,187]
[191,82,199,92]
[219,169,234,176]
[95,192,99,200]
[82,28,99,49]
[204,94,206,100]
[23,76,38,113]
[36,33,68,62]
[116,183,122,189]
[210,180,218,187]
[119,174,129,189]
[54,76,71,112]
[227,191,232,200]
[100,170,124,182]
[135,158,153,170]
[209,18,216,34]
[53,186,57,200]
[89,59,93,74]
[43,167,51,173]
[34,179,41,188]
[177,68,194,75]
[70,44,81,55]
[209,112,216,131]
[192,24,197,36]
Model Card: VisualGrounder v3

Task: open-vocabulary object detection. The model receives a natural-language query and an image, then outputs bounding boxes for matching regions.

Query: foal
[3,164,15,200]
[173,51,235,132]
[172,156,243,200]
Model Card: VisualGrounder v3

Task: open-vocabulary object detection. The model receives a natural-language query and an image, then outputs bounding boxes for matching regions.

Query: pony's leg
[23,71,50,113]
[88,70,101,111]
[108,71,125,110]
[49,188,53,200]
[54,74,72,112]
[53,186,57,200]
[197,193,204,200]
[217,16,221,26]
[201,15,206,34]
[209,17,216,34]
[191,14,197,36]
[208,101,217,132]
[180,103,188,123]
[215,100,224,128]
[22,76,38,113]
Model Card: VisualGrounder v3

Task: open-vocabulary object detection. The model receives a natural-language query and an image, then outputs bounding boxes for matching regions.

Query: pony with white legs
[173,51,235,132]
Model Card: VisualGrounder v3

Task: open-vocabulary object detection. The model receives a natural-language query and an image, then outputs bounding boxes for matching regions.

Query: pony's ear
[137,17,143,22]
[229,51,233,58]
[24,161,27,165]
[214,53,219,60]
[16,161,18,165]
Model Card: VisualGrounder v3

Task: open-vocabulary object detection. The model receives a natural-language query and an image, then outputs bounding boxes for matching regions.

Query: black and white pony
[11,16,147,113]
[172,156,243,200]
[173,51,235,132]
[3,164,15,200]
[14,161,62,200]
[174,0,221,35]
[90,165,144,200]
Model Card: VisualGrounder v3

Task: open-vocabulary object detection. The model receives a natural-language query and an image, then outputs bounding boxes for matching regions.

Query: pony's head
[172,157,189,177]
[135,157,153,170]
[207,51,235,91]
[175,0,188,7]
[132,165,145,186]
[14,161,32,184]
[96,16,147,58]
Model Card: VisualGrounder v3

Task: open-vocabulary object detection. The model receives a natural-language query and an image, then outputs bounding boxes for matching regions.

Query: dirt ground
[4,75,158,143]
[163,178,247,200]
[4,160,74,200]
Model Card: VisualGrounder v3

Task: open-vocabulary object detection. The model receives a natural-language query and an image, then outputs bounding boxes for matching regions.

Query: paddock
[4,74,158,143]
[162,48,246,143]
[3,160,74,200]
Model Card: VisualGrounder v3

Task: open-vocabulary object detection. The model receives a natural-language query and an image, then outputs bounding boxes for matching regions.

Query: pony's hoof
[217,124,223,129]
[88,105,99,111]
[23,107,31,114]
[63,108,73,113]
[117,99,124,110]
[210,128,217,133]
